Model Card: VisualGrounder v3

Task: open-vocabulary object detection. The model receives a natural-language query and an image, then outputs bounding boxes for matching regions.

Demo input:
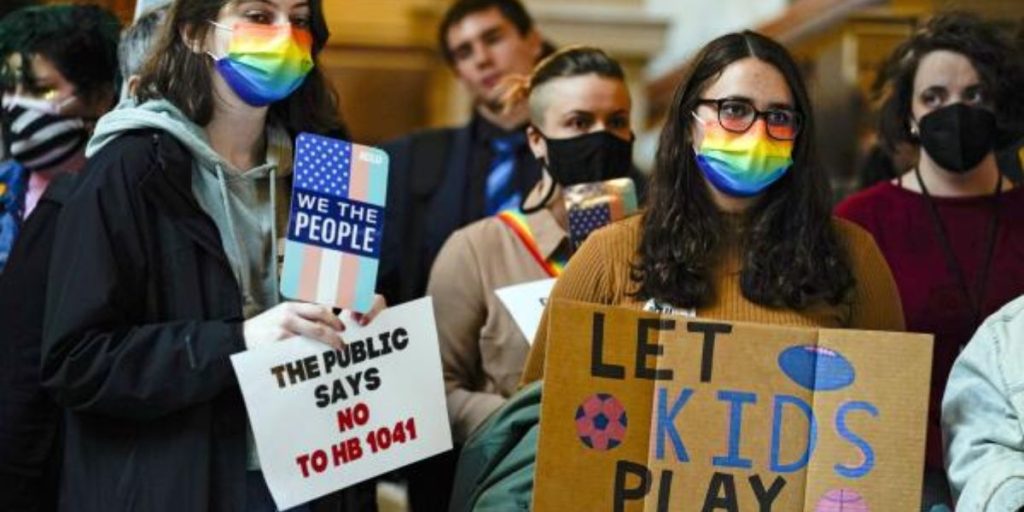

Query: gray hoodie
[89,99,294,470]
[88,99,293,322]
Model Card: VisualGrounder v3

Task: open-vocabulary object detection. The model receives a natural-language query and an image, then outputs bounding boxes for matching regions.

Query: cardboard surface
[534,300,932,511]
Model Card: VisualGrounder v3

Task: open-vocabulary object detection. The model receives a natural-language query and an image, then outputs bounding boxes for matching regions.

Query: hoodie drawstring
[215,163,280,313]
[216,163,254,310]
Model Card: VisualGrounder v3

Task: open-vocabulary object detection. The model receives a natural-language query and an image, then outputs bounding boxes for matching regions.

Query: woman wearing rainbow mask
[521,31,904,385]
[38,0,382,511]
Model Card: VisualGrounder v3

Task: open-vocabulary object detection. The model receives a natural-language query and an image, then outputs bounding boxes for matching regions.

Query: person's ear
[181,24,206,54]
[526,30,543,61]
[527,124,547,162]
[127,75,141,97]
[908,117,920,138]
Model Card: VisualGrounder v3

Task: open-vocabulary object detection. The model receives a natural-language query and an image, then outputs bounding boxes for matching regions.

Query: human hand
[348,294,387,327]
[243,302,345,350]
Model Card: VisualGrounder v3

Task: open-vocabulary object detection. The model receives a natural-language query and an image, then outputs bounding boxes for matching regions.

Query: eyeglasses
[695,98,802,141]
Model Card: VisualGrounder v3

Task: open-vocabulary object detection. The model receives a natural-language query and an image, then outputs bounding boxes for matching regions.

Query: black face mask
[917,103,997,173]
[522,130,633,214]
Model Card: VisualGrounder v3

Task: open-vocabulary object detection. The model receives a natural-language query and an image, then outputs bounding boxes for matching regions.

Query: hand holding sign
[232,298,452,509]
[244,302,346,350]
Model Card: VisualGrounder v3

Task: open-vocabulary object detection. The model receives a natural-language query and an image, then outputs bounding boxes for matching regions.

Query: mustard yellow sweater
[521,215,905,384]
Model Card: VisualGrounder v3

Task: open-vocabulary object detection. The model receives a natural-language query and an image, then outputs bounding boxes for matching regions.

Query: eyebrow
[480,26,505,39]
[237,0,309,9]
[561,109,630,117]
[720,95,794,110]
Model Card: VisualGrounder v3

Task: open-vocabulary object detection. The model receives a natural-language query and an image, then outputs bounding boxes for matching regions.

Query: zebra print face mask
[2,94,87,171]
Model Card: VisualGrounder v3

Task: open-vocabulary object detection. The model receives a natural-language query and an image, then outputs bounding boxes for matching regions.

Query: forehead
[446,6,514,46]
[8,53,68,86]
[28,54,64,82]
[913,50,980,90]
[538,75,630,113]
[702,57,794,107]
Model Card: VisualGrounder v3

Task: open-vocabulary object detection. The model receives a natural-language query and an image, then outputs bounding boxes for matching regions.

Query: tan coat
[427,202,568,442]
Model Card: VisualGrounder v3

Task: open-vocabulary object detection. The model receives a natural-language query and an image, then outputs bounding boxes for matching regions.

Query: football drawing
[574,393,628,451]
[778,344,856,392]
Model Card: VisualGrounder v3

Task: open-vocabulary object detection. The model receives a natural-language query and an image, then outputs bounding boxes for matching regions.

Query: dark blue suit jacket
[378,123,474,305]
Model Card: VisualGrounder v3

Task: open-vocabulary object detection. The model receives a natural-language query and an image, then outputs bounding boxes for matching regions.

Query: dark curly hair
[0,4,121,106]
[875,12,1024,154]
[631,31,854,310]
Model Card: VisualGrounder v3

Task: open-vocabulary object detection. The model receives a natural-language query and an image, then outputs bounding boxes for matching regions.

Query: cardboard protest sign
[494,278,556,343]
[231,298,452,509]
[281,133,388,313]
[534,301,933,512]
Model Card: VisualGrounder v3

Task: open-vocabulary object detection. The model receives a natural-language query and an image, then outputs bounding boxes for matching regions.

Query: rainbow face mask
[692,114,794,197]
[209,21,314,106]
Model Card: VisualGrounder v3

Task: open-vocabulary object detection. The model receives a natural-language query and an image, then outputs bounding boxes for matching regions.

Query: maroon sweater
[835,180,1024,469]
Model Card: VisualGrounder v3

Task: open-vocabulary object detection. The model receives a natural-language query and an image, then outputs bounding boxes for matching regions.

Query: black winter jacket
[41,129,251,511]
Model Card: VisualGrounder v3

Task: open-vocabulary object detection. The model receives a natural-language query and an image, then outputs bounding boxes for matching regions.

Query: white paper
[231,298,452,510]
[494,278,557,344]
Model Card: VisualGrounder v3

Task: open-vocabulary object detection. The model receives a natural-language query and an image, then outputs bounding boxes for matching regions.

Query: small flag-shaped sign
[565,178,638,251]
[280,133,388,313]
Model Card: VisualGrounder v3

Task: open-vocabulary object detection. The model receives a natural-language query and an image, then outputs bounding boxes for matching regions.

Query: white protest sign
[494,278,556,344]
[231,297,452,509]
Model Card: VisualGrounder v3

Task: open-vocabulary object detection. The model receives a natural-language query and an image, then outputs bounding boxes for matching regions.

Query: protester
[943,296,1024,511]
[378,0,549,307]
[38,0,382,510]
[0,4,119,218]
[834,13,1024,509]
[430,46,634,443]
[0,5,120,510]
[118,4,170,100]
[522,30,905,386]
[377,1,552,507]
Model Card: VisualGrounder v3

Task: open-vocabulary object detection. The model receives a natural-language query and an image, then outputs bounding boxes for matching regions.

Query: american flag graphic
[568,203,613,250]
[565,178,638,250]
[280,133,388,313]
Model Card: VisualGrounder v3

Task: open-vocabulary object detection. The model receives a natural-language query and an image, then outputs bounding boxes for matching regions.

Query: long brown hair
[631,31,854,310]
[136,0,343,134]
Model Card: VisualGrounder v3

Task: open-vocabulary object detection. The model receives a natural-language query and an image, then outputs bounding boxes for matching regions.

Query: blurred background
[20,0,1024,198]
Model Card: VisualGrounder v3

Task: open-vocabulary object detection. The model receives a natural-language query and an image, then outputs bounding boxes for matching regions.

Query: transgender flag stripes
[280,133,388,313]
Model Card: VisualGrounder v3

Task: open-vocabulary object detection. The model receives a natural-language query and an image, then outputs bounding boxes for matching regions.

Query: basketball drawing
[815,488,869,512]
[574,393,628,451]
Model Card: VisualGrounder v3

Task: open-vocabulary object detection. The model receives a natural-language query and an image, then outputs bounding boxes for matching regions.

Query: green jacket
[449,381,542,512]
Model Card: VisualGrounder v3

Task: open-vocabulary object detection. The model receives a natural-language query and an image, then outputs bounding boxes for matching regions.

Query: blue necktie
[485,133,526,216]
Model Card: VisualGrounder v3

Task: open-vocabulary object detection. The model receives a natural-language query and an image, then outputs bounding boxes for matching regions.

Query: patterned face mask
[692,113,794,197]
[2,94,87,171]
[208,21,314,106]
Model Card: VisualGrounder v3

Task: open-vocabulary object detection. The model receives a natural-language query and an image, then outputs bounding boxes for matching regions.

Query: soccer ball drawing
[574,393,628,451]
